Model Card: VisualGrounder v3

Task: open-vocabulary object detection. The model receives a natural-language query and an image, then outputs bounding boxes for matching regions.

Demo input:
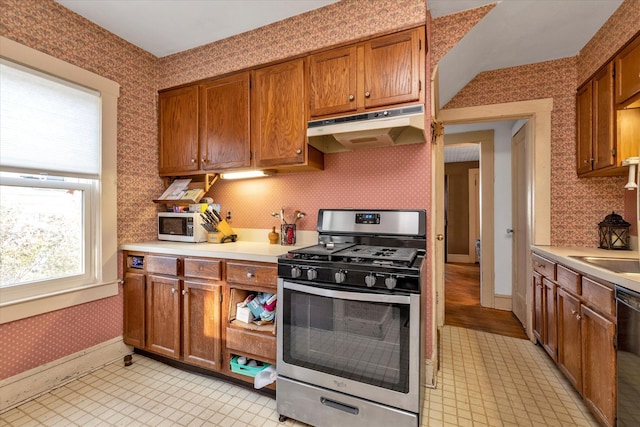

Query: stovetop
[288,244,418,265]
[277,209,427,293]
[278,243,424,293]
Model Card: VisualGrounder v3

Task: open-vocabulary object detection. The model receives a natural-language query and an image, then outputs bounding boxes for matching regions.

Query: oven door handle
[282,281,411,304]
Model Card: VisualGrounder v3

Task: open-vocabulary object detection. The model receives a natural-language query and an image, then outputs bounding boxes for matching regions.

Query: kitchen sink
[570,256,640,274]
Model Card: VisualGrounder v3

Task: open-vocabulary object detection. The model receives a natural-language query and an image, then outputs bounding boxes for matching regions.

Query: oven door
[277,279,421,413]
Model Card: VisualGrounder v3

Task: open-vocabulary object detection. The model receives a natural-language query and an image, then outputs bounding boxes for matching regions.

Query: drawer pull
[575,314,582,320]
[246,272,254,278]
[571,309,577,315]
[171,288,177,294]
[182,289,188,296]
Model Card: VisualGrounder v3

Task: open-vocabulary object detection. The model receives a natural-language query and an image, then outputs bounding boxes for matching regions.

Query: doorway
[432,99,553,345]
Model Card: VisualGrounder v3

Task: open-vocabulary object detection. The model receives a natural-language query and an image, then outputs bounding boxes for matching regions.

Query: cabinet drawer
[557,264,581,295]
[226,262,277,288]
[581,276,615,318]
[225,327,276,360]
[147,255,180,275]
[184,258,222,280]
[532,253,556,280]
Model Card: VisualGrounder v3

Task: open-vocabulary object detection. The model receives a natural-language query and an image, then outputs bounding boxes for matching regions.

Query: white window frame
[0,36,120,323]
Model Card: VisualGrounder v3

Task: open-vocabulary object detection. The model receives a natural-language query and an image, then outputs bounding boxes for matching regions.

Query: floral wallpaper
[435,0,639,246]
[0,0,430,379]
[1,0,636,382]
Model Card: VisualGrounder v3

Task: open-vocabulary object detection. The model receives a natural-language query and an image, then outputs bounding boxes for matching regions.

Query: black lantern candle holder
[598,211,631,250]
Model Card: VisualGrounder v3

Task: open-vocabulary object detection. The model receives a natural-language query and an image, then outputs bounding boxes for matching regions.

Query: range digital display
[355,213,380,224]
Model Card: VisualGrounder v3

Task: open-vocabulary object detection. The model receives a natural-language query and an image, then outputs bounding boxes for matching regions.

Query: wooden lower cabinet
[556,287,582,392]
[532,271,544,343]
[581,304,616,427]
[542,278,557,361]
[182,280,222,370]
[123,251,275,388]
[146,274,181,359]
[531,252,618,427]
[123,271,146,348]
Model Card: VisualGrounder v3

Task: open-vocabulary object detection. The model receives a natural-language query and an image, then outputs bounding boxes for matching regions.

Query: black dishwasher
[616,286,640,426]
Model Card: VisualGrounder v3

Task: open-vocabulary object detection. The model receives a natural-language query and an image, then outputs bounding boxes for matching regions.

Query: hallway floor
[445,263,528,339]
[1,326,598,427]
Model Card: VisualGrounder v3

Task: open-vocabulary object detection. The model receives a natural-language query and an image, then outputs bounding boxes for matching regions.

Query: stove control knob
[307,269,318,280]
[291,266,302,279]
[385,276,397,290]
[335,271,346,284]
[365,274,377,288]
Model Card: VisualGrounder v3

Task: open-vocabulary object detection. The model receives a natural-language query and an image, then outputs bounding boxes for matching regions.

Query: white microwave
[158,212,207,243]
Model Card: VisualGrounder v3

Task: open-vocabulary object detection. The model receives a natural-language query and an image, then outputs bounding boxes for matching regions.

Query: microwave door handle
[282,281,410,305]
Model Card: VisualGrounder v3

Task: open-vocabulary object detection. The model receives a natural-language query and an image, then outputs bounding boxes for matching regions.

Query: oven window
[159,217,186,236]
[282,287,410,393]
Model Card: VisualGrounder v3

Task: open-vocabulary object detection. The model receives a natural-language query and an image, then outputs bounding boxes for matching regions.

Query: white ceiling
[55,0,339,57]
[54,0,623,108]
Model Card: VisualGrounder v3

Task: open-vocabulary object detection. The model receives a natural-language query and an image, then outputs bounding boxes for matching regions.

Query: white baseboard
[0,337,132,413]
[494,294,512,311]
[424,358,436,389]
[446,254,474,263]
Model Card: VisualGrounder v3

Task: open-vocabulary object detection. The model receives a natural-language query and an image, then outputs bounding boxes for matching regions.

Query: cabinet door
[253,59,307,167]
[556,288,582,392]
[183,280,222,370]
[363,28,422,109]
[199,73,251,171]
[308,46,357,117]
[146,274,181,359]
[123,272,146,348]
[532,271,544,343]
[576,81,593,175]
[616,34,640,105]
[581,304,616,427]
[542,278,557,361]
[158,86,199,175]
[592,63,615,171]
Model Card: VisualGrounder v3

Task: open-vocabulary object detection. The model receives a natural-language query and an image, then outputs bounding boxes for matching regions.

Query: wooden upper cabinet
[592,63,615,171]
[576,81,594,175]
[615,32,640,107]
[199,73,251,171]
[158,86,199,175]
[308,46,358,117]
[363,28,422,110]
[253,59,307,168]
[308,27,424,119]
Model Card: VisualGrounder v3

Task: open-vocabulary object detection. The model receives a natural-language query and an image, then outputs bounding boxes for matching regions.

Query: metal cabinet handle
[571,309,577,315]
[296,149,302,154]
[348,94,355,101]
[364,91,370,98]
[246,272,254,278]
[171,288,176,294]
[576,314,582,320]
[182,290,188,296]
[191,159,196,163]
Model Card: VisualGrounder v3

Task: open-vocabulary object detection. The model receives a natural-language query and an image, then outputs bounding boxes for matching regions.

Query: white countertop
[531,246,640,294]
[120,228,318,264]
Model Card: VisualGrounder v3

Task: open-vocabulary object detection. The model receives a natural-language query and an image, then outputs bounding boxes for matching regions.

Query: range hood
[307,104,426,153]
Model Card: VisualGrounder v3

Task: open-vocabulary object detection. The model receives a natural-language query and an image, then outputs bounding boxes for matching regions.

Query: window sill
[0,281,118,324]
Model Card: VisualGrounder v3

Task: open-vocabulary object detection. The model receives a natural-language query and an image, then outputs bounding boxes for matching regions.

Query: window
[0,37,120,323]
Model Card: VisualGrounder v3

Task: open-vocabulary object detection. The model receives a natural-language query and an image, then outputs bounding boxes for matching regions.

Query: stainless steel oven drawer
[277,377,418,427]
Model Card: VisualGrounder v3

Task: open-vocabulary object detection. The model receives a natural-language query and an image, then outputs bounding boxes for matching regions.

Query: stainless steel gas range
[276,209,426,427]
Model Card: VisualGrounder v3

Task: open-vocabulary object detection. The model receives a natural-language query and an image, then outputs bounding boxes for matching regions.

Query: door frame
[434,99,553,341]
[444,131,494,308]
